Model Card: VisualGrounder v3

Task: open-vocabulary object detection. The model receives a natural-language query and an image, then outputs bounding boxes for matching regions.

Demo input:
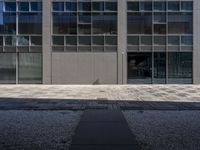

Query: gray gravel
[0,110,83,150]
[123,110,200,150]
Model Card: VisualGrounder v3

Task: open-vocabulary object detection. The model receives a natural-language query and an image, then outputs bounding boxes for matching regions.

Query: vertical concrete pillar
[193,0,200,84]
[117,0,127,84]
[42,0,52,84]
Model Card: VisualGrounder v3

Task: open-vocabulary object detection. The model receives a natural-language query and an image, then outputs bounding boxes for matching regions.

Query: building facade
[0,0,199,84]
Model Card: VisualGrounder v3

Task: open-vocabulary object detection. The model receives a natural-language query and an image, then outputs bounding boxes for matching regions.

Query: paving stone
[69,145,140,150]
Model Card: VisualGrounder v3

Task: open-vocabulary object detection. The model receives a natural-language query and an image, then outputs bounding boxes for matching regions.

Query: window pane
[18,36,29,46]
[53,12,77,34]
[66,2,77,11]
[181,36,193,45]
[141,36,152,45]
[181,2,193,11]
[154,36,166,45]
[154,24,166,34]
[0,12,16,34]
[154,12,166,23]
[53,36,64,45]
[18,2,29,11]
[53,2,64,11]
[140,2,152,11]
[66,36,77,45]
[128,53,152,84]
[0,53,16,84]
[78,24,91,34]
[154,2,166,11]
[19,53,42,84]
[168,2,180,11]
[78,2,91,11]
[79,36,91,45]
[18,12,42,34]
[31,36,42,46]
[105,36,117,45]
[128,36,139,45]
[168,52,192,84]
[0,2,3,12]
[0,36,3,45]
[5,2,16,11]
[154,53,166,84]
[168,36,180,45]
[127,2,139,11]
[93,2,104,11]
[79,12,91,23]
[128,12,152,34]
[93,36,104,45]
[5,36,16,46]
[31,2,42,11]
[105,2,117,11]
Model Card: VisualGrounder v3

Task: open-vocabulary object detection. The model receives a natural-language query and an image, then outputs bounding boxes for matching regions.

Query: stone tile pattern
[69,109,141,150]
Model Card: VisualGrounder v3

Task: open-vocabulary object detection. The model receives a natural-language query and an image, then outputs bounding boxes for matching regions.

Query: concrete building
[0,0,199,84]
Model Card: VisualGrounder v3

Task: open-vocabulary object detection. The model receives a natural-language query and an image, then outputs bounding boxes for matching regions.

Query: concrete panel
[52,53,117,84]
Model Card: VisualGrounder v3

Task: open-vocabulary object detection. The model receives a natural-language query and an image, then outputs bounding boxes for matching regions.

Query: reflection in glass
[181,36,193,45]
[105,2,117,11]
[31,36,42,46]
[154,2,166,11]
[154,53,166,84]
[93,2,104,11]
[18,36,29,46]
[128,53,152,84]
[105,36,117,45]
[31,2,42,11]
[78,2,91,11]
[127,2,139,11]
[0,53,16,84]
[128,36,139,45]
[154,24,166,34]
[181,2,193,11]
[0,12,16,34]
[53,36,64,45]
[19,53,42,84]
[79,36,91,45]
[5,2,16,11]
[154,36,166,45]
[66,2,77,11]
[53,2,64,11]
[168,52,192,84]
[140,2,152,11]
[5,36,16,46]
[93,36,104,45]
[141,36,152,45]
[168,36,180,45]
[168,2,179,11]
[18,2,29,11]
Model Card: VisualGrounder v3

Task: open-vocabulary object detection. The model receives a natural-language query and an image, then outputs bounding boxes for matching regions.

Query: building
[0,0,199,84]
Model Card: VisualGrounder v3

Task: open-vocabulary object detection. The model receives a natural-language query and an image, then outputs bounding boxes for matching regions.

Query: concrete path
[69,109,141,150]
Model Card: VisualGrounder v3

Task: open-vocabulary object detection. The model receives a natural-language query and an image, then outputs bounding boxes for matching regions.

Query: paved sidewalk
[69,109,141,150]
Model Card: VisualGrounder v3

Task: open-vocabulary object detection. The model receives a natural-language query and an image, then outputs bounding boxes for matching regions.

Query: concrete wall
[51,53,117,84]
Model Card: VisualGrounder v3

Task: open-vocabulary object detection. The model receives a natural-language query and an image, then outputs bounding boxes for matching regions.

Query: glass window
[154,1,166,11]
[53,2,64,11]
[181,2,193,11]
[0,2,3,12]
[78,2,91,11]
[154,36,166,45]
[154,12,166,23]
[105,36,117,45]
[128,53,152,84]
[31,2,42,11]
[66,2,77,11]
[31,36,42,46]
[128,12,152,34]
[5,36,16,46]
[18,36,29,46]
[53,36,64,46]
[168,36,180,45]
[93,12,117,34]
[18,53,42,84]
[181,36,193,45]
[5,2,16,11]
[93,2,104,11]
[0,53,16,84]
[66,36,77,45]
[105,2,117,11]
[78,24,91,34]
[93,36,104,45]
[18,12,42,34]
[168,2,180,11]
[18,2,29,11]
[154,53,166,84]
[53,12,77,34]
[0,36,3,45]
[168,52,192,84]
[0,12,16,34]
[141,36,152,45]
[79,12,91,23]
[154,24,166,34]
[140,2,152,11]
[128,36,139,45]
[127,2,139,11]
[79,36,91,45]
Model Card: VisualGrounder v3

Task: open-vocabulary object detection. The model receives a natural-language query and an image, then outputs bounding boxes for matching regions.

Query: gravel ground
[123,110,200,150]
[0,110,83,150]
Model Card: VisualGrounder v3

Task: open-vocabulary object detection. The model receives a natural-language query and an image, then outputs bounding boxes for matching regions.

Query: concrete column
[42,0,52,84]
[193,0,200,84]
[117,0,127,84]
